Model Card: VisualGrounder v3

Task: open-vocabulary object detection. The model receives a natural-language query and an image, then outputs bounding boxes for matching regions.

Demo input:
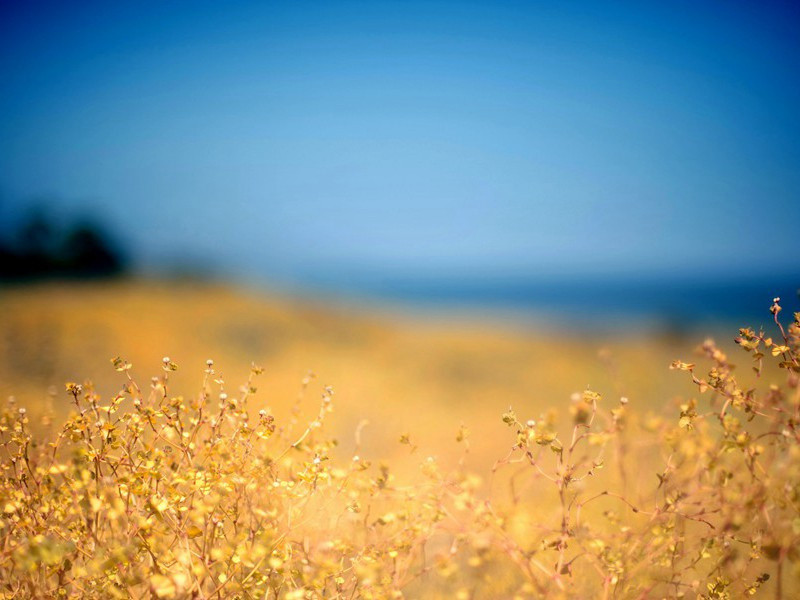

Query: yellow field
[0,279,698,462]
[0,279,797,598]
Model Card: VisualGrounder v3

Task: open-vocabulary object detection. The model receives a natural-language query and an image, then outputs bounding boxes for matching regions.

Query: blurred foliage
[0,208,126,281]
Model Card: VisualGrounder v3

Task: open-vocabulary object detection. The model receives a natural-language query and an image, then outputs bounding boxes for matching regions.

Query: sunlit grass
[0,282,797,598]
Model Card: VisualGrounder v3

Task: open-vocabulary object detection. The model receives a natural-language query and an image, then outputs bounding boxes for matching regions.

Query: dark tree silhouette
[0,209,127,281]
[60,221,125,276]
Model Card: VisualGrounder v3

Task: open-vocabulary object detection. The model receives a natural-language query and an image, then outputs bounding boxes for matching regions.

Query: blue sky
[1,0,799,282]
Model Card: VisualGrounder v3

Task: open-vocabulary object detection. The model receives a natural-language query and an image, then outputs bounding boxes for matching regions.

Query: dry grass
[0,280,797,598]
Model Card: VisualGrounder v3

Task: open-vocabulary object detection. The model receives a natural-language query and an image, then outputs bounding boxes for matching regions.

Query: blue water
[272,269,800,333]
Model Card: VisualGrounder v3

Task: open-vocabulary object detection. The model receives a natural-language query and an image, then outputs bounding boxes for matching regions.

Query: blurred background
[1,0,799,456]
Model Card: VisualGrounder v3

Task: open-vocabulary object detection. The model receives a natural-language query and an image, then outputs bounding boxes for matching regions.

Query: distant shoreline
[7,271,794,336]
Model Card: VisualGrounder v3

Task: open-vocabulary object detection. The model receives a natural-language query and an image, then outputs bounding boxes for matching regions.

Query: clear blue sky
[1,0,799,283]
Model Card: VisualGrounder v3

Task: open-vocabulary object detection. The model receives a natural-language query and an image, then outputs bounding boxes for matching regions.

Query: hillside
[0,278,705,463]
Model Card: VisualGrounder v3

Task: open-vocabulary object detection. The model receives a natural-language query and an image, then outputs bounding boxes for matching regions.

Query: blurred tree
[0,208,127,281]
[60,220,126,276]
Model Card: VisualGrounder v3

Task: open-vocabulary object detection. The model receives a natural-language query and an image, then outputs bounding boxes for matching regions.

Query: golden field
[0,279,797,598]
[0,279,696,462]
